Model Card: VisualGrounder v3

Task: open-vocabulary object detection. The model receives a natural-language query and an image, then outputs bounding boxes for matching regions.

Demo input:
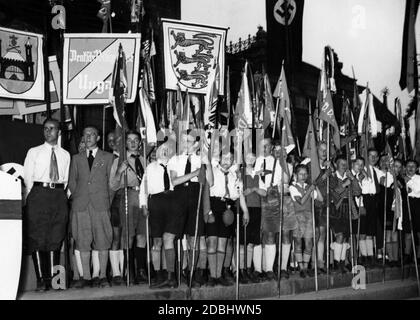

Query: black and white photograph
[0,0,420,309]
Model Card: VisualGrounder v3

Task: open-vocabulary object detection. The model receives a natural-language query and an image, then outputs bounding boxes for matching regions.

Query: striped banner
[63,33,141,105]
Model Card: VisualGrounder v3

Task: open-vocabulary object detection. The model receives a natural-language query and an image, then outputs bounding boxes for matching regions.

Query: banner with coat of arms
[162,19,227,94]
[0,27,44,100]
[62,33,141,105]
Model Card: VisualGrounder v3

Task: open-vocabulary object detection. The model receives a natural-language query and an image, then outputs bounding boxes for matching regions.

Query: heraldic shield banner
[63,33,141,105]
[162,19,227,94]
[0,27,44,101]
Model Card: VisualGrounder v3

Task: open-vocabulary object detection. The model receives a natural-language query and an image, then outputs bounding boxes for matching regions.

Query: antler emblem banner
[162,19,227,94]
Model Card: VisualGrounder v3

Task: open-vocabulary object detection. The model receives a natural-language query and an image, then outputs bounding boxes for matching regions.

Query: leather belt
[33,182,65,189]
[127,186,140,191]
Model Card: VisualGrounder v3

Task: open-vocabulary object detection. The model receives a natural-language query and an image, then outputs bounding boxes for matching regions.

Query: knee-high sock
[359,240,367,257]
[294,250,303,264]
[253,245,262,272]
[281,244,291,271]
[247,246,253,269]
[239,245,245,270]
[224,243,233,268]
[182,250,188,270]
[264,244,276,272]
[91,250,100,278]
[340,243,349,262]
[366,239,374,257]
[333,243,343,262]
[165,248,175,273]
[303,249,312,269]
[80,251,91,280]
[162,248,167,270]
[216,251,225,278]
[199,250,207,270]
[119,250,124,272]
[404,235,412,255]
[109,250,121,277]
[392,241,399,262]
[385,242,391,260]
[152,248,161,271]
[188,250,199,270]
[207,252,217,278]
[74,249,83,278]
[317,240,325,266]
[262,245,267,271]
[98,251,108,278]
[134,247,147,271]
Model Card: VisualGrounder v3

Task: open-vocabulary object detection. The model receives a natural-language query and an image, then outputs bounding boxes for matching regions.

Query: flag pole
[309,101,318,291]
[326,123,331,289]
[277,157,284,298]
[143,138,151,287]
[382,154,388,283]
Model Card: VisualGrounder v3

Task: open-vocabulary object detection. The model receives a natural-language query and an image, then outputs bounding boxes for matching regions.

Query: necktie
[261,158,266,183]
[88,150,94,170]
[224,171,230,198]
[161,164,170,191]
[131,154,144,177]
[372,167,379,194]
[49,147,59,182]
[185,156,191,175]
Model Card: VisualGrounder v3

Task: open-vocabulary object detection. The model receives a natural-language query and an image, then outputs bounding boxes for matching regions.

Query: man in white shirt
[167,132,213,287]
[140,142,179,288]
[24,118,70,291]
[405,160,420,264]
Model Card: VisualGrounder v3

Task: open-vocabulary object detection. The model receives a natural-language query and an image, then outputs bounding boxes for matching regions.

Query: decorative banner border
[0,26,44,100]
[16,56,60,115]
[162,18,227,94]
[63,33,141,105]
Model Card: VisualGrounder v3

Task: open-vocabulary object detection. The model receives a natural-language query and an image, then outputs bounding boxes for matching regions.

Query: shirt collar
[44,142,59,150]
[336,171,347,180]
[86,147,98,157]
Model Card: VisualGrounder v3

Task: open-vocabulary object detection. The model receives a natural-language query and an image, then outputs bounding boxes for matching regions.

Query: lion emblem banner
[162,19,227,94]
[0,27,44,100]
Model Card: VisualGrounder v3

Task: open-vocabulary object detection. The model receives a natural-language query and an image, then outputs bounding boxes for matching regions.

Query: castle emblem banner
[162,19,227,94]
[0,27,44,100]
[63,33,141,105]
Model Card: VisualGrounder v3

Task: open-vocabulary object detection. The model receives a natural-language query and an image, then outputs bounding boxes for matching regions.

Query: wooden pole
[326,123,331,289]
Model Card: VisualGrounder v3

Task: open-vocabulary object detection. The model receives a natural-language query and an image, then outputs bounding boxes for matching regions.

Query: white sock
[253,245,262,272]
[109,250,120,277]
[264,244,276,272]
[118,250,124,271]
[161,247,167,270]
[281,244,291,271]
[333,243,343,262]
[152,248,161,271]
[92,250,100,277]
[239,245,245,269]
[75,249,83,277]
[317,241,325,265]
[359,240,367,257]
[247,245,253,269]
[366,239,374,256]
[340,243,349,261]
[262,245,267,271]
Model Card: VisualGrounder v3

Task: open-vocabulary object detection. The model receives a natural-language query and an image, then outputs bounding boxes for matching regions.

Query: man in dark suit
[68,125,114,288]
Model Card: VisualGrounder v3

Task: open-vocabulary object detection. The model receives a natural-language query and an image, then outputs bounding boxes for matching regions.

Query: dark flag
[266,0,304,76]
[399,0,419,93]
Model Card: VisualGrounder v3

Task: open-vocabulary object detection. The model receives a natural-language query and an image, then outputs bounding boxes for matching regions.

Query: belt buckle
[49,182,56,189]
[184,182,189,187]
